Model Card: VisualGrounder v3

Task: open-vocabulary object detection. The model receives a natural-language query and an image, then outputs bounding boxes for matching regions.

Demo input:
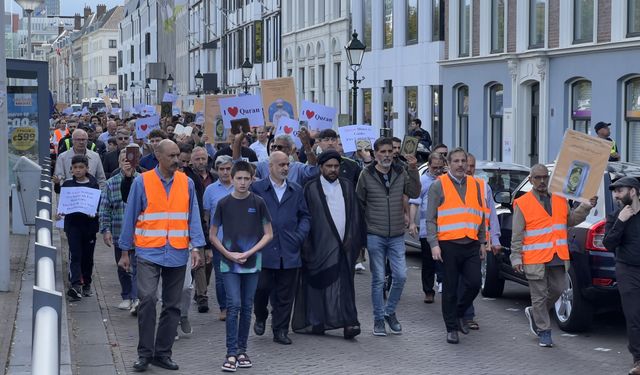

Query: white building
[281,0,351,116]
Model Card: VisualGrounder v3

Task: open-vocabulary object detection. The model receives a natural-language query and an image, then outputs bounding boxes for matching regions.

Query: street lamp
[241,58,253,94]
[15,0,45,60]
[145,83,150,105]
[194,69,203,97]
[167,73,174,93]
[130,82,135,106]
[345,30,366,126]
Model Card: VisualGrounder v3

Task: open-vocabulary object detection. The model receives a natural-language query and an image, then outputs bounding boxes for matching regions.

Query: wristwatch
[190,248,200,252]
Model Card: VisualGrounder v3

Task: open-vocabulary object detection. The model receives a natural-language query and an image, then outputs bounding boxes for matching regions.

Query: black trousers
[617,262,640,362]
[254,267,299,333]
[420,238,444,294]
[440,241,481,332]
[65,225,97,287]
[136,257,186,358]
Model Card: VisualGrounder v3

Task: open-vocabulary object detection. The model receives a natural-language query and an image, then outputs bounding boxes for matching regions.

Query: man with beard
[603,177,640,375]
[292,150,366,339]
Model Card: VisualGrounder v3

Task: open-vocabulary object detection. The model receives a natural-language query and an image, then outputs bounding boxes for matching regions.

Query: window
[124,74,127,90]
[491,0,505,53]
[130,45,134,63]
[432,85,443,143]
[407,0,418,44]
[384,0,393,48]
[406,86,418,132]
[319,65,325,103]
[335,63,341,112]
[363,88,372,124]
[109,39,117,48]
[628,0,640,37]
[432,0,444,41]
[364,0,372,50]
[489,84,504,161]
[625,77,640,162]
[459,0,471,57]
[118,75,123,90]
[457,85,469,149]
[529,0,546,48]
[118,50,123,68]
[145,32,151,55]
[109,56,117,75]
[574,0,594,43]
[571,80,592,133]
[254,21,263,63]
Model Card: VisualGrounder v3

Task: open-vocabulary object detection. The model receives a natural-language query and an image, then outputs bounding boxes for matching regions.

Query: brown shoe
[629,361,640,375]
[423,292,435,304]
[218,309,227,321]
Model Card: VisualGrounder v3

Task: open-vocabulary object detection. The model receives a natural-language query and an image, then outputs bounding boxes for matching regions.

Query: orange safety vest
[514,191,569,265]
[51,128,68,154]
[437,174,484,241]
[134,170,190,249]
[476,177,491,243]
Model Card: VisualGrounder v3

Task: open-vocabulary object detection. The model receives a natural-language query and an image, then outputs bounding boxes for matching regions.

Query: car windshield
[475,168,530,194]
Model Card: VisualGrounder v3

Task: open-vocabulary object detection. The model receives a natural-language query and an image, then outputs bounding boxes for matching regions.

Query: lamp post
[145,83,150,105]
[241,58,253,94]
[167,73,174,93]
[130,82,135,106]
[194,69,203,97]
[345,30,366,127]
[16,0,45,60]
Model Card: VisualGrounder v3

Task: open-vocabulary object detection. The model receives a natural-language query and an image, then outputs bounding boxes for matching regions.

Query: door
[529,83,539,166]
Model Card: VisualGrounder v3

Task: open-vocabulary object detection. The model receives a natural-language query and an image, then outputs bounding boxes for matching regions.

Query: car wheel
[553,267,594,332]
[481,252,505,298]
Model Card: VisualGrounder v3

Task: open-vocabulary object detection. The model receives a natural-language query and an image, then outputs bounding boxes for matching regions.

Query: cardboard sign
[57,187,101,216]
[299,100,336,131]
[549,129,613,203]
[338,125,378,153]
[204,94,234,143]
[135,115,160,139]
[193,98,204,113]
[260,77,298,127]
[274,117,302,148]
[161,102,173,118]
[219,95,264,129]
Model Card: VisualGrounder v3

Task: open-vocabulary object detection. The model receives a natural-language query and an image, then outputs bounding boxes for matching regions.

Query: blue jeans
[222,272,259,356]
[367,234,407,321]
[213,250,227,310]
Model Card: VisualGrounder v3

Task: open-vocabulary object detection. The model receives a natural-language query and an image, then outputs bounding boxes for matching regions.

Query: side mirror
[494,191,511,205]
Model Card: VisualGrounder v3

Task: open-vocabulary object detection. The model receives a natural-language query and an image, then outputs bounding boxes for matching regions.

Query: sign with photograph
[338,125,378,153]
[299,100,336,131]
[219,95,264,129]
[260,77,298,127]
[204,94,234,143]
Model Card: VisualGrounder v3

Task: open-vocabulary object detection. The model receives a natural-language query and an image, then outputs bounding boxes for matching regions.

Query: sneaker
[524,306,538,335]
[538,330,553,347]
[67,286,82,301]
[130,299,140,316]
[355,262,365,274]
[174,334,180,341]
[118,299,132,310]
[179,317,192,335]
[197,301,209,313]
[629,360,640,375]
[82,284,92,297]
[384,313,402,335]
[373,319,387,336]
[437,282,443,293]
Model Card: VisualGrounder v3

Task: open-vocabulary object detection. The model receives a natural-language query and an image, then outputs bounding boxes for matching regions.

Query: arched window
[625,77,640,162]
[489,84,504,161]
[457,85,469,149]
[571,80,592,133]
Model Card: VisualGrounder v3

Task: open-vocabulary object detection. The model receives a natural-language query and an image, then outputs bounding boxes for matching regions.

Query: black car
[483,162,640,332]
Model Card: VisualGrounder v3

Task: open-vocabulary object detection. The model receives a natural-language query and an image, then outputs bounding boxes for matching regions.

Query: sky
[6,0,125,16]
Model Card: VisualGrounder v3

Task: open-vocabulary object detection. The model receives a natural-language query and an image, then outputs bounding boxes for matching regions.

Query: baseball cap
[594,122,611,133]
[609,176,640,191]
[80,123,96,131]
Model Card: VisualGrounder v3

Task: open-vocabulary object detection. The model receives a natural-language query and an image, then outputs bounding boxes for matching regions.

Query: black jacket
[603,207,640,266]
[102,149,121,179]
[60,174,100,233]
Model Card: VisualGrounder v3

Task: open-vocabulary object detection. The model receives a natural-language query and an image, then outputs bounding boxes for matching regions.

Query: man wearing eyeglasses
[53,128,106,188]
[103,128,132,178]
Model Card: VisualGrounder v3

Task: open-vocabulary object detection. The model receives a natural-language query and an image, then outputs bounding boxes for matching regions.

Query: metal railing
[32,157,62,375]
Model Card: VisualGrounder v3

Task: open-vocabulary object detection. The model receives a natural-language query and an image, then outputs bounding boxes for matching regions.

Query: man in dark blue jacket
[251,151,311,345]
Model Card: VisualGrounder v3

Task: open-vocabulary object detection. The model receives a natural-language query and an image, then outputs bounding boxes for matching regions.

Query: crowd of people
[49,111,639,375]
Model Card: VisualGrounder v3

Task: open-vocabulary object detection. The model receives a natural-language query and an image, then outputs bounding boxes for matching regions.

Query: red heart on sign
[140,124,148,131]
[284,126,293,134]
[228,107,239,117]
[305,110,315,119]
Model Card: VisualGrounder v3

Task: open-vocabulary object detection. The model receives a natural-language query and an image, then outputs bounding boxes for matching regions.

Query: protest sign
[219,95,264,129]
[194,98,204,113]
[337,114,351,127]
[299,100,336,131]
[195,112,205,125]
[274,117,302,148]
[549,129,612,203]
[57,187,102,216]
[338,125,378,153]
[162,92,178,103]
[161,102,173,118]
[204,94,234,143]
[260,77,298,127]
[135,115,160,139]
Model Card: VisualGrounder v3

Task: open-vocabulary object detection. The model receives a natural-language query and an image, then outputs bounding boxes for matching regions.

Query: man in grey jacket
[356,137,420,337]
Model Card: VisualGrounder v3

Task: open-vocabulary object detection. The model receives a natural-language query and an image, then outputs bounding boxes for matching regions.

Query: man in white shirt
[249,126,270,162]
[54,129,106,188]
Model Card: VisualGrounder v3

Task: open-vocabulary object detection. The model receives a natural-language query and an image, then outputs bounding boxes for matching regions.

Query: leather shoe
[343,325,361,339]
[458,318,470,335]
[253,320,265,336]
[423,292,435,304]
[133,357,151,372]
[447,331,459,344]
[273,330,292,345]
[152,356,179,370]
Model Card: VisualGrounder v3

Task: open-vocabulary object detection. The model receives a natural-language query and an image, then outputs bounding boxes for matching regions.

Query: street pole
[26,9,33,60]
[351,70,358,125]
[0,0,11,291]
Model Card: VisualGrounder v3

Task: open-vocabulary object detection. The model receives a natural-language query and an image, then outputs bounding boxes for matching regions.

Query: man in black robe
[292,150,365,339]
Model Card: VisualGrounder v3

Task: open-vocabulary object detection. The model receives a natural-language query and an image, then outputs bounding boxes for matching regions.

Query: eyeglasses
[270,144,286,151]
[117,137,128,140]
[73,138,88,142]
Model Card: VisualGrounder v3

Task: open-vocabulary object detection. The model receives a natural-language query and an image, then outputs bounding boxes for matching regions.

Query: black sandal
[237,353,252,368]
[221,356,237,372]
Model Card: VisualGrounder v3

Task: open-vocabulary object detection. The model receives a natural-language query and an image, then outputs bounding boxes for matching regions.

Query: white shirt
[320,175,346,241]
[250,141,269,162]
[270,176,287,202]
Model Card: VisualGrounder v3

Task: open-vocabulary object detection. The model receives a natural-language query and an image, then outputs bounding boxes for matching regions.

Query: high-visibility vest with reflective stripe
[437,174,484,241]
[514,191,569,265]
[51,128,67,154]
[64,138,96,152]
[476,177,491,243]
[134,170,190,249]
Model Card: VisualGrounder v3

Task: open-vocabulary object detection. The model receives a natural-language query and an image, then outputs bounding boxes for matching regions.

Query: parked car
[484,162,640,332]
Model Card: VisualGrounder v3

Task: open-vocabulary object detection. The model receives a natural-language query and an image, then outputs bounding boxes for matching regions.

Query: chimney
[74,13,81,30]
[83,6,91,21]
[96,4,107,19]
[58,21,64,36]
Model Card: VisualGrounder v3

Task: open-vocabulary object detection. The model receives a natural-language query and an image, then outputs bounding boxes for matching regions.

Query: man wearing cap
[594,121,620,161]
[510,164,596,348]
[292,150,365,339]
[603,177,640,375]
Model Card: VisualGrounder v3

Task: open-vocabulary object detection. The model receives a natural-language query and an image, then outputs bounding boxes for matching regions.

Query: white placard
[57,187,101,216]
[162,92,178,103]
[174,124,193,137]
[219,95,264,129]
[299,100,337,131]
[274,117,302,149]
[135,115,160,139]
[338,125,378,153]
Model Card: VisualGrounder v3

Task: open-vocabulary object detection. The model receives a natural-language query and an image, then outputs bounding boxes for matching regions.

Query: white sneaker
[355,263,366,274]
[118,299,132,310]
[437,282,443,293]
[130,299,140,316]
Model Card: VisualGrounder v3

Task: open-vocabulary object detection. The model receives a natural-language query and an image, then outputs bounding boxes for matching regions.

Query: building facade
[441,0,640,165]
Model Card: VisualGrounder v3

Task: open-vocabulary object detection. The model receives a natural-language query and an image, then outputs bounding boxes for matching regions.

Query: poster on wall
[259,77,298,128]
[7,86,39,184]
